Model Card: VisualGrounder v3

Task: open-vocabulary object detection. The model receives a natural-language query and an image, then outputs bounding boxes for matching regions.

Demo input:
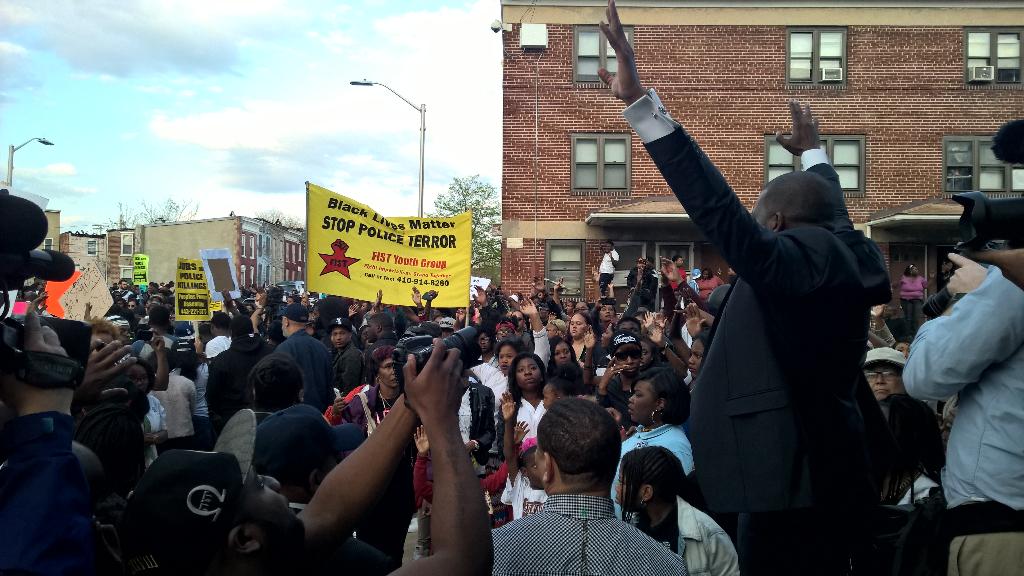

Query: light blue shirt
[612,424,693,517]
[903,267,1024,510]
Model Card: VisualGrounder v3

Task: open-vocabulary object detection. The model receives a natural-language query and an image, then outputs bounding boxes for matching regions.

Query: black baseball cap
[609,331,640,354]
[326,317,353,332]
[283,303,310,323]
[254,405,364,486]
[121,410,257,575]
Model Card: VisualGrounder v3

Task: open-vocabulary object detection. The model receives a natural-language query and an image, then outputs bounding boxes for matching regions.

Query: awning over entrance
[865,198,961,244]
[585,195,690,226]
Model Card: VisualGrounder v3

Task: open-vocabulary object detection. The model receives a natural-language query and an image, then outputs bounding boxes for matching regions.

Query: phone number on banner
[365,274,450,287]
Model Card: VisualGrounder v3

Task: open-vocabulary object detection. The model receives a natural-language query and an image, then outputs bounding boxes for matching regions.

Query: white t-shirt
[205,335,231,359]
[517,400,546,441]
[471,363,507,421]
[501,471,547,520]
[600,250,620,274]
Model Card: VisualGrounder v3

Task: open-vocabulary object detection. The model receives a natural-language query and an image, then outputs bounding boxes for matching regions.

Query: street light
[350,79,426,217]
[6,137,55,187]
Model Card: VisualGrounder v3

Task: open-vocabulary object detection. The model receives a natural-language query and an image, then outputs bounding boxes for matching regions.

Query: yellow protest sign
[209,300,223,313]
[175,257,211,321]
[133,254,149,286]
[306,182,471,308]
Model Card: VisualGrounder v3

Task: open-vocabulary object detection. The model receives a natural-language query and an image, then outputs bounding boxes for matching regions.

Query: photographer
[903,256,1024,574]
[1,309,94,573]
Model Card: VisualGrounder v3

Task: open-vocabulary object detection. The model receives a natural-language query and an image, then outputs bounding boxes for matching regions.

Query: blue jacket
[276,330,335,412]
[0,412,95,574]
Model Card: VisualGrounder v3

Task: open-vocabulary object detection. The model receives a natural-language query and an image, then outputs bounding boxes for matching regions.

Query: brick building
[238,217,306,287]
[499,0,1024,303]
[105,228,136,283]
[59,231,107,274]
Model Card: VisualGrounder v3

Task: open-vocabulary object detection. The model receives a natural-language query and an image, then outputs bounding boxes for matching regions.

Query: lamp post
[5,137,55,187]
[350,80,426,217]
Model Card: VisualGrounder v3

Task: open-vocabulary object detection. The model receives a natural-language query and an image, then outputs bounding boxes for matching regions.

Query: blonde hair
[90,318,121,341]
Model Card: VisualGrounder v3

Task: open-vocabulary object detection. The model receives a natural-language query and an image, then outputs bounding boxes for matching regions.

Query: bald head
[753,171,835,232]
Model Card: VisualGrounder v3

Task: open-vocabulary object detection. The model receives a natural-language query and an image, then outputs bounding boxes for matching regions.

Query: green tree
[430,175,501,282]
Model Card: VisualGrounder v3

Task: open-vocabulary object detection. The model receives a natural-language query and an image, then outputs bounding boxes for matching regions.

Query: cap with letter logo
[121,410,256,574]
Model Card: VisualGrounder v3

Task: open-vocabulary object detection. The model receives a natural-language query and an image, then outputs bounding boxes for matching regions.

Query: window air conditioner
[820,67,844,82]
[968,66,995,83]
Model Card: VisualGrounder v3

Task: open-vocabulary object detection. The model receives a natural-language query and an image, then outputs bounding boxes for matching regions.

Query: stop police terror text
[321,216,457,249]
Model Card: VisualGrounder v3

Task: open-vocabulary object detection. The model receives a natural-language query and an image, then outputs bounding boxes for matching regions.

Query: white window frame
[87,239,98,255]
[120,233,134,255]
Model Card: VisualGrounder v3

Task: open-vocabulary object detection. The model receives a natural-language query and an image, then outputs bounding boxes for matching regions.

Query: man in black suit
[598,2,891,574]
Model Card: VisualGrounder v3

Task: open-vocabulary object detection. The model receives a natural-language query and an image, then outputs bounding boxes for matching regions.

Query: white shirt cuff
[623,89,680,144]
[801,147,830,169]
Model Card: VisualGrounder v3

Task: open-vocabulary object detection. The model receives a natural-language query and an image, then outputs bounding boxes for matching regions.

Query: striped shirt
[492,494,688,575]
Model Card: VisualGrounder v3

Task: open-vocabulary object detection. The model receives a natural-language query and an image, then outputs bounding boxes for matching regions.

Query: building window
[120,266,133,281]
[43,238,53,250]
[572,134,630,194]
[249,236,255,258]
[787,29,847,84]
[574,25,633,83]
[241,235,246,257]
[87,239,98,255]
[241,264,247,286]
[546,241,584,297]
[764,136,865,194]
[944,136,1024,193]
[965,30,1022,83]
[121,233,134,255]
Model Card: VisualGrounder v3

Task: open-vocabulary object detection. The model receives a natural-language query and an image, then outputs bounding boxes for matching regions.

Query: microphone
[0,249,77,284]
[0,193,49,255]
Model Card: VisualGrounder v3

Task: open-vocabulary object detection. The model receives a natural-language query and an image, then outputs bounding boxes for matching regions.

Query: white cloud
[43,162,77,176]
[1,0,310,77]
[147,0,503,214]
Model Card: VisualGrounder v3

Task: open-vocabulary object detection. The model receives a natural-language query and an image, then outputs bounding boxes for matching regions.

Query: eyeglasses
[614,349,642,360]
[864,370,900,381]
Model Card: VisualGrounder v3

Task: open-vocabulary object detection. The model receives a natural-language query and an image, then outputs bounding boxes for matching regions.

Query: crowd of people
[3,2,1024,575]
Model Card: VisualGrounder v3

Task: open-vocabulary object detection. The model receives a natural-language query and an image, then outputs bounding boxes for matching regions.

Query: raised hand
[684,303,704,337]
[555,277,565,293]
[402,338,465,425]
[500,391,516,421]
[414,425,430,456]
[519,297,538,319]
[583,328,596,350]
[642,311,655,332]
[776,100,821,157]
[455,308,467,323]
[348,302,359,318]
[256,290,267,308]
[659,257,679,282]
[650,314,666,345]
[598,0,646,105]
[77,340,134,407]
[372,289,383,313]
[513,421,530,445]
[411,286,423,308]
[473,285,488,306]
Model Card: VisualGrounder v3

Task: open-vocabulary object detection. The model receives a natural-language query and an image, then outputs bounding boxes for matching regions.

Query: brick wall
[501,23,1024,293]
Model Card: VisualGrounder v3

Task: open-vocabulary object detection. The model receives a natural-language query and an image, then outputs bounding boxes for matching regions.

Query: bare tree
[254,208,304,229]
[104,198,200,229]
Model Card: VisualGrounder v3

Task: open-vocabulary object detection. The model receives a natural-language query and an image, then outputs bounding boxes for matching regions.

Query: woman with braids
[612,368,693,516]
[75,401,146,499]
[617,447,740,576]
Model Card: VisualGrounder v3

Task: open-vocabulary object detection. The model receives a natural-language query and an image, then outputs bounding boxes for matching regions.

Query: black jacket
[207,334,272,433]
[646,128,891,514]
[626,267,658,308]
[467,379,496,465]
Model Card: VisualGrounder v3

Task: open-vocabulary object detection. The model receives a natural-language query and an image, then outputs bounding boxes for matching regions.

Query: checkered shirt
[492,494,688,575]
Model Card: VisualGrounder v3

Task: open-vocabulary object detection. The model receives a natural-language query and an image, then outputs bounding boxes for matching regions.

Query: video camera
[392,326,480,389]
[0,190,84,388]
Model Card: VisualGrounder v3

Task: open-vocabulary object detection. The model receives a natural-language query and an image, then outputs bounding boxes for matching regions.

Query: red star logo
[319,239,360,279]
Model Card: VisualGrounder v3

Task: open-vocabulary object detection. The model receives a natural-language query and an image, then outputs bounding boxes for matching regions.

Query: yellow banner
[133,254,149,286]
[306,182,472,308]
[175,257,212,321]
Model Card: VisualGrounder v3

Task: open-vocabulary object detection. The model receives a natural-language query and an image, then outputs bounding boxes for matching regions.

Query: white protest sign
[200,248,242,302]
[60,261,112,321]
[470,276,491,300]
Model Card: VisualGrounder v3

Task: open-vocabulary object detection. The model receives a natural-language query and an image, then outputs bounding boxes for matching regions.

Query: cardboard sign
[133,254,150,286]
[60,261,113,321]
[305,182,471,307]
[175,258,211,321]
[470,276,491,300]
[199,248,241,301]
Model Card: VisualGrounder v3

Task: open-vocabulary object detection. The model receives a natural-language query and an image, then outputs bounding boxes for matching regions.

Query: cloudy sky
[0,0,503,232]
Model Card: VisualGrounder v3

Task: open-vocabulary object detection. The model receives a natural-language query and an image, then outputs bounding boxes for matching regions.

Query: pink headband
[519,437,538,456]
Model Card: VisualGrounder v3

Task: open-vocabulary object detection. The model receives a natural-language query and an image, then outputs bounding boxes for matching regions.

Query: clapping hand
[598,0,646,105]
